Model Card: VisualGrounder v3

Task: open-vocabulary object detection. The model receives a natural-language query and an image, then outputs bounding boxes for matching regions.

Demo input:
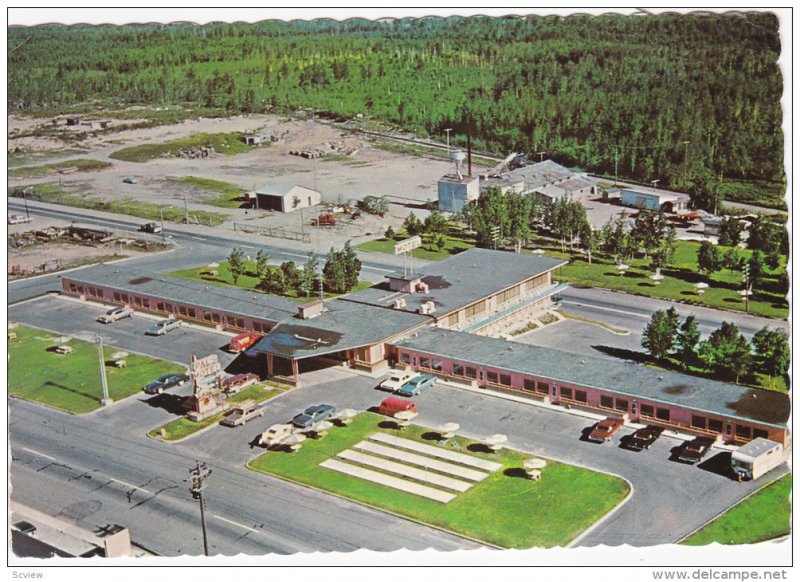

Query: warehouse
[620,188,689,213]
[254,183,322,212]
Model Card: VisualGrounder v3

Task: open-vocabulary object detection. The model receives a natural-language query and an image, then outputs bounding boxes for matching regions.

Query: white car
[97,306,135,323]
[379,370,420,392]
[8,214,32,225]
[146,318,182,336]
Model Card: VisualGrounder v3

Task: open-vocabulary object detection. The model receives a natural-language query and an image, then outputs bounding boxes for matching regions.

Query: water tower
[452,150,467,179]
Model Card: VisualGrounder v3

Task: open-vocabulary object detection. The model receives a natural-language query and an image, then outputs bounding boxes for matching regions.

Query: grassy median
[148,384,284,441]
[248,412,629,548]
[8,324,185,414]
[682,474,791,545]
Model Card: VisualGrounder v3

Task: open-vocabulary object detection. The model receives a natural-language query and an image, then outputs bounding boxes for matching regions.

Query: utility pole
[183,194,189,224]
[614,148,619,186]
[188,461,212,556]
[537,151,546,163]
[743,264,750,313]
[159,207,166,242]
[444,128,453,152]
[22,187,31,219]
[95,334,112,406]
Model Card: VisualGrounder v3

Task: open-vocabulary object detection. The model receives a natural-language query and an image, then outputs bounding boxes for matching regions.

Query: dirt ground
[8,111,454,246]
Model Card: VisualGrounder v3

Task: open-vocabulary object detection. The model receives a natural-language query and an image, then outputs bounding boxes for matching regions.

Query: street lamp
[444,128,453,152]
[188,461,212,556]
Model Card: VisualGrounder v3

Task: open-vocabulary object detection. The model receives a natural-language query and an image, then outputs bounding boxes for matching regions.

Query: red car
[588,417,624,443]
[229,332,262,353]
[219,373,259,394]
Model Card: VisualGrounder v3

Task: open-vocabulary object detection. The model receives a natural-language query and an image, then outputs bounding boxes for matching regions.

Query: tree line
[8,13,783,186]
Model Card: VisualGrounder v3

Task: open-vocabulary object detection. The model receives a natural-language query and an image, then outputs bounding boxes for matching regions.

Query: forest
[8,13,784,190]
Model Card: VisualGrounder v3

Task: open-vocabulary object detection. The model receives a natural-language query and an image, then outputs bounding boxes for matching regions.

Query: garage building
[255,183,322,212]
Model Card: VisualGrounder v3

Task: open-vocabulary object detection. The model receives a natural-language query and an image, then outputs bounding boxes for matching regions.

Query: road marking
[239,245,257,250]
[213,514,259,533]
[109,478,149,492]
[187,235,206,241]
[561,301,649,320]
[21,447,57,461]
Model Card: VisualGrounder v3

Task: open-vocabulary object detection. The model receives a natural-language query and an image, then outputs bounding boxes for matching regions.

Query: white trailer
[731,438,786,481]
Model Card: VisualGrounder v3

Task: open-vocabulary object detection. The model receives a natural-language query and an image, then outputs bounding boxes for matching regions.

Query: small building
[255,183,322,212]
[702,216,723,236]
[620,188,689,213]
[437,174,480,213]
[65,116,80,126]
[242,133,269,146]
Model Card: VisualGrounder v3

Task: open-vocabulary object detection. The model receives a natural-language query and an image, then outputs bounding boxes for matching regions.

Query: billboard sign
[394,236,422,255]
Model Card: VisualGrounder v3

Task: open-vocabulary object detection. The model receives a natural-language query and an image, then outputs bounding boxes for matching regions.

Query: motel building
[60,248,789,447]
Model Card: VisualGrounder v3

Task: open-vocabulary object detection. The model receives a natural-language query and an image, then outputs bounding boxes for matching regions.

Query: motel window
[179,306,188,316]
[212,313,221,323]
[156,302,165,311]
[615,399,629,412]
[535,381,548,395]
[523,379,536,392]
[640,404,654,418]
[486,371,498,384]
[561,387,573,400]
[448,313,459,327]
[574,390,587,403]
[498,286,521,304]
[600,396,613,409]
[753,429,769,440]
[203,311,213,322]
[465,302,486,319]
[708,419,723,433]
[69,283,78,292]
[735,425,751,439]
[400,353,411,365]
[452,363,464,376]
[120,293,128,303]
[465,367,477,379]
[432,359,443,372]
[500,374,511,386]
[237,318,244,328]
[133,297,144,307]
[420,357,431,369]
[112,292,120,301]
[656,408,670,422]
[691,415,706,430]
[252,322,263,332]
[188,308,196,318]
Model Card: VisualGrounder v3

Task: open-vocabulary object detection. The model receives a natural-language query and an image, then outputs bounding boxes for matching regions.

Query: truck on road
[731,438,787,481]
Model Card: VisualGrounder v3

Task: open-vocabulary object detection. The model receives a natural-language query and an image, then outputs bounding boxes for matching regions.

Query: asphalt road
[8,300,788,556]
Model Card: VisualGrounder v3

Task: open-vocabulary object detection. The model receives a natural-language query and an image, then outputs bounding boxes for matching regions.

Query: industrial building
[59,248,789,447]
[619,188,689,213]
[254,183,322,212]
[437,173,480,213]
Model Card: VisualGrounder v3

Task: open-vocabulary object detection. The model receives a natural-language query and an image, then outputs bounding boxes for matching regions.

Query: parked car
[626,425,665,450]
[587,417,624,443]
[142,373,191,395]
[377,396,417,418]
[139,222,162,233]
[678,436,716,464]
[146,318,182,336]
[379,370,419,392]
[97,305,134,324]
[219,373,259,394]
[397,374,437,397]
[221,400,266,427]
[8,214,32,225]
[259,423,295,447]
[292,404,336,428]
[228,332,262,353]
[122,176,138,184]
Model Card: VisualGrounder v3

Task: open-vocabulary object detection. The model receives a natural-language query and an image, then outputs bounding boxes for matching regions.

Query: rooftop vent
[417,301,436,315]
[393,298,407,309]
[415,282,429,294]
[298,300,325,320]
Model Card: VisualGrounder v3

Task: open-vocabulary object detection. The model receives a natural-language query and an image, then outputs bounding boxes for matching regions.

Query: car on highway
[292,404,336,428]
[677,436,716,464]
[139,221,162,233]
[142,373,191,395]
[97,305,134,324]
[146,318,182,336]
[122,176,138,184]
[379,370,419,392]
[396,374,436,396]
[8,214,32,225]
[625,425,665,450]
[587,417,624,443]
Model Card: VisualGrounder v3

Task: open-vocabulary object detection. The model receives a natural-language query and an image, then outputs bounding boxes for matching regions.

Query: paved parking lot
[8,296,789,552]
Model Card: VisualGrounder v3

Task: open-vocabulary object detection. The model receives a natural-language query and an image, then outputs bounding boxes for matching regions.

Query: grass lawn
[248,413,629,548]
[9,325,185,414]
[682,474,791,545]
[8,159,112,179]
[169,260,372,301]
[109,132,250,163]
[357,228,475,262]
[175,176,246,208]
[148,384,284,441]
[10,183,228,226]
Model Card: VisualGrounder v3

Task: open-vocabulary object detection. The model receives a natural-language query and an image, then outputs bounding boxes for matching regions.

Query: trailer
[731,438,786,481]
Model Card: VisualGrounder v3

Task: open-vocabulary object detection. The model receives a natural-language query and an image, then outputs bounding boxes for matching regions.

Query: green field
[175,176,246,208]
[9,183,228,226]
[8,324,185,414]
[357,228,475,262]
[8,158,112,179]
[717,179,787,211]
[169,261,372,301]
[148,384,284,441]
[248,413,629,548]
[109,132,250,163]
[682,474,791,545]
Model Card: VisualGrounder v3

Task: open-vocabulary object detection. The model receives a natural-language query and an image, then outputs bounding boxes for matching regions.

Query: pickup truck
[221,400,266,427]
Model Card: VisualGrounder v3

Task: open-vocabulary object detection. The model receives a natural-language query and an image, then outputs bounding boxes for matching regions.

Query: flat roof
[251,299,429,359]
[63,264,298,323]
[255,183,318,197]
[391,328,790,428]
[439,173,478,185]
[341,248,566,317]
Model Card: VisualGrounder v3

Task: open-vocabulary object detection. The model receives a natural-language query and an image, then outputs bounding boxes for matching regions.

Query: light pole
[188,461,212,556]
[95,334,112,406]
[444,128,453,152]
[22,187,31,219]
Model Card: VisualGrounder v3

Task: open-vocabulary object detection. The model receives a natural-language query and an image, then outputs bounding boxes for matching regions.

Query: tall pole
[188,461,212,557]
[444,128,452,152]
[95,334,112,406]
[23,187,30,219]
[537,151,546,163]
[183,194,189,224]
[160,208,166,242]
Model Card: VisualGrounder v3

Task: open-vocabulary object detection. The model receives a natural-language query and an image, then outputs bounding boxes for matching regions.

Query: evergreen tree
[323,247,348,293]
[718,217,741,247]
[300,253,320,298]
[676,315,701,367]
[403,212,424,237]
[752,327,790,385]
[697,241,722,276]
[255,249,270,282]
[698,321,753,383]
[228,246,245,285]
[642,310,676,359]
[342,240,362,290]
